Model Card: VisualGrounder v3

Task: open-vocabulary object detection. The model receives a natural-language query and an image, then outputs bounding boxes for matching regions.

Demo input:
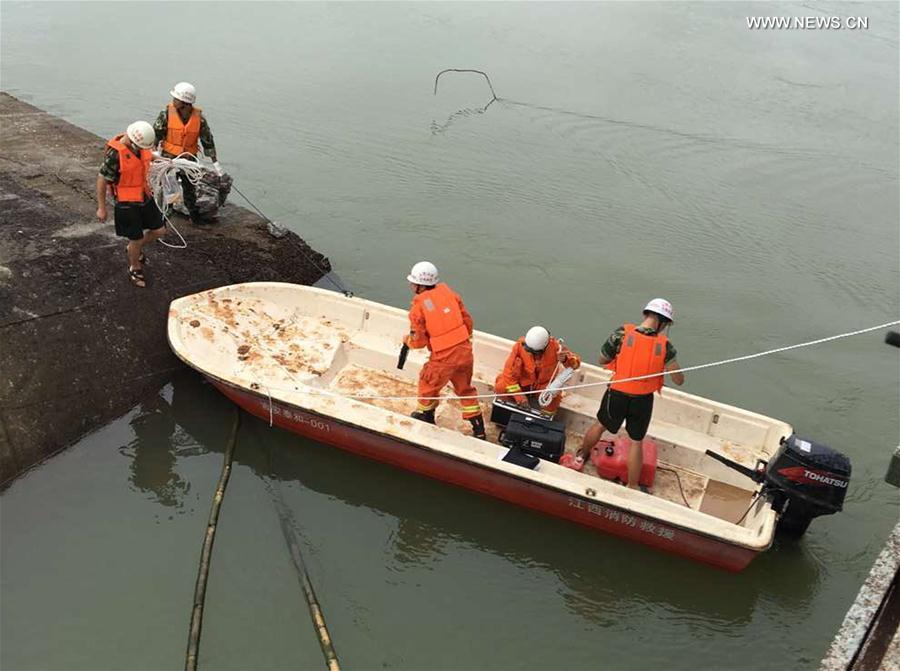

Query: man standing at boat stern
[404,262,486,439]
[572,299,684,489]
[153,81,221,224]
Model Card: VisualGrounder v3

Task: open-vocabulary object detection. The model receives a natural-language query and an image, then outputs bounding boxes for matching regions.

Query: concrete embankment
[0,92,332,487]
[821,523,900,671]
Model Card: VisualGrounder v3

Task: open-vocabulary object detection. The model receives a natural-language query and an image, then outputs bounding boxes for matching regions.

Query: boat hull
[211,378,760,572]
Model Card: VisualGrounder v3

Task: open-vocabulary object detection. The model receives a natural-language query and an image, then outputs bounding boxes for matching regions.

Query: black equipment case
[490,398,544,426]
[500,413,567,463]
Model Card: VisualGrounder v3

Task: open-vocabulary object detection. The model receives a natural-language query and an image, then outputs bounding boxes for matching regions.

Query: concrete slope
[0,92,334,486]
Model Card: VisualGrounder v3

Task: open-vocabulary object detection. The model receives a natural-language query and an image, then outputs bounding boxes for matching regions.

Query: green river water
[2,2,898,670]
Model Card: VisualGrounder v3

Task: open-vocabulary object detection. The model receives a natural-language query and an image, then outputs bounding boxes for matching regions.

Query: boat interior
[169,283,793,548]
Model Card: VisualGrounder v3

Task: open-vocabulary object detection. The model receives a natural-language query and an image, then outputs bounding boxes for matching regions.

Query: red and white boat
[167,283,849,572]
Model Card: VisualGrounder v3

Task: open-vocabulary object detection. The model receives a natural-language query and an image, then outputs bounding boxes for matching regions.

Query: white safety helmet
[643,298,675,323]
[170,81,197,104]
[406,261,439,285]
[126,121,156,149]
[524,326,550,352]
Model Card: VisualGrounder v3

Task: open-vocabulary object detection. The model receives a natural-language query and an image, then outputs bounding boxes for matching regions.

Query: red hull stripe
[211,380,758,572]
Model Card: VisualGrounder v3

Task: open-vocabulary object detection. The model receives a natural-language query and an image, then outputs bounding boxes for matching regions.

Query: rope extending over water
[188,308,899,403]
[185,409,241,671]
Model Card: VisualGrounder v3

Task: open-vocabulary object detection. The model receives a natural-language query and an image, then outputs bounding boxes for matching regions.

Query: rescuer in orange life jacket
[153,82,222,224]
[568,299,684,490]
[494,326,581,417]
[96,121,165,288]
[404,261,487,439]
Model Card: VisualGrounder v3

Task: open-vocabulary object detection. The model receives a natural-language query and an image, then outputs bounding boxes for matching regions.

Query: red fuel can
[590,436,657,488]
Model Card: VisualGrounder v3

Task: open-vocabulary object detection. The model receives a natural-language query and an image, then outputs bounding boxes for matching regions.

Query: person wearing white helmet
[153,81,222,224]
[404,261,486,439]
[97,121,167,288]
[494,326,581,417]
[564,299,684,488]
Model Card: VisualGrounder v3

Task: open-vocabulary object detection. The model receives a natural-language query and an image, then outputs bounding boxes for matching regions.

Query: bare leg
[578,421,607,459]
[143,225,168,245]
[627,439,643,489]
[126,239,143,270]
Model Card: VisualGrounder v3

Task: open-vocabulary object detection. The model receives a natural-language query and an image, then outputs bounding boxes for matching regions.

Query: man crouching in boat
[569,299,684,490]
[494,326,581,417]
[404,261,487,439]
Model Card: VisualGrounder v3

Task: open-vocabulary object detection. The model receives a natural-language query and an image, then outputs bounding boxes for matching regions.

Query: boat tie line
[229,184,354,297]
[188,310,898,402]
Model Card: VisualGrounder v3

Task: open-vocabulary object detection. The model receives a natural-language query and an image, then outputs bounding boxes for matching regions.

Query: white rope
[188,307,898,403]
[148,153,212,249]
[249,382,275,426]
[539,364,574,407]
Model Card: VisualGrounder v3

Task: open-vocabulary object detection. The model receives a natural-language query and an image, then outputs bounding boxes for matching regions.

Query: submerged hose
[185,409,241,671]
[263,438,342,671]
[268,478,341,671]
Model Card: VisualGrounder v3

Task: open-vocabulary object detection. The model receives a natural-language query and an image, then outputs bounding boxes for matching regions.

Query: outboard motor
[705,433,850,536]
[763,434,851,535]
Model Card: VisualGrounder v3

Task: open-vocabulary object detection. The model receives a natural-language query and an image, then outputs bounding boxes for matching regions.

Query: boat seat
[347,330,397,356]
[649,421,769,490]
[650,421,736,455]
[231,330,345,389]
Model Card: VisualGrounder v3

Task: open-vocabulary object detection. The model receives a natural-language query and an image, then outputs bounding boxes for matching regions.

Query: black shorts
[114,200,164,241]
[597,388,654,441]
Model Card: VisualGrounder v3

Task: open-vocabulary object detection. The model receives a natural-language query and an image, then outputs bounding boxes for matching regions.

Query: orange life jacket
[411,283,470,354]
[162,103,202,156]
[609,324,668,395]
[497,338,572,391]
[106,135,151,203]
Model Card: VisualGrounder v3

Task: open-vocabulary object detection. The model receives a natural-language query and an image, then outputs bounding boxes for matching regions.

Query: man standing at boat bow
[571,299,684,490]
[404,261,487,440]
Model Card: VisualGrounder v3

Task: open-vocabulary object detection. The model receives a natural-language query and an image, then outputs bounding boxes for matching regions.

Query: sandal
[129,267,146,288]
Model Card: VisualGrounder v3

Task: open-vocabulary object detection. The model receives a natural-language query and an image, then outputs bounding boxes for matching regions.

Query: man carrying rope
[567,299,684,489]
[153,81,222,225]
[404,261,487,440]
[96,121,165,288]
[494,326,581,418]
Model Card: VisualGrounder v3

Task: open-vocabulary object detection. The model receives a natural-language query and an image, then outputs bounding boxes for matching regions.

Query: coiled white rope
[148,153,211,249]
[188,307,898,403]
[538,364,575,407]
